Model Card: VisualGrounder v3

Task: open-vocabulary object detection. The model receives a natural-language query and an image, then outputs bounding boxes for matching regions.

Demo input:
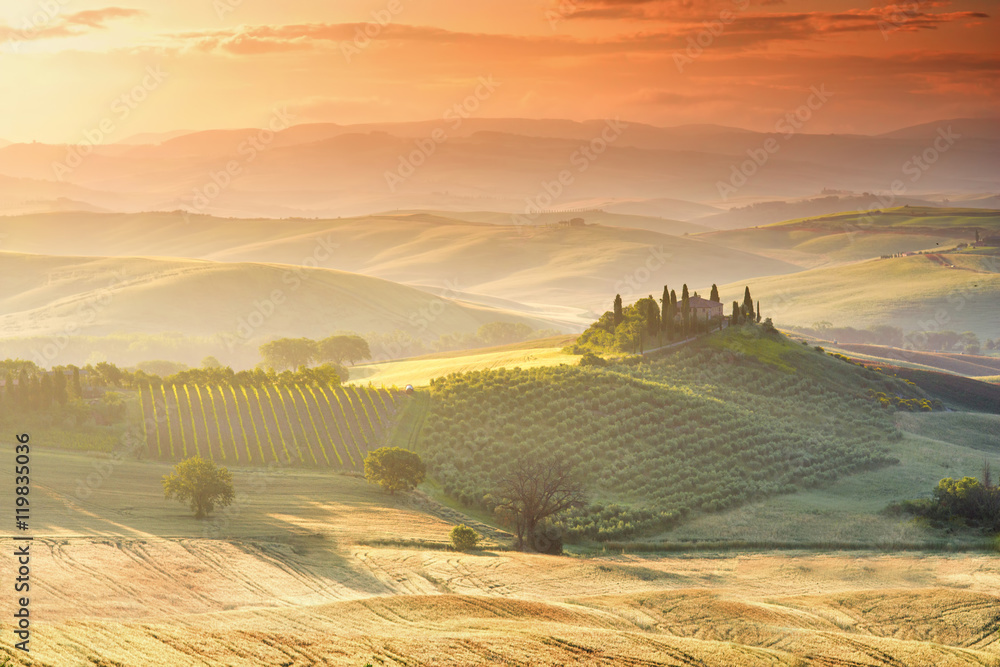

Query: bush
[579,352,607,367]
[450,524,481,551]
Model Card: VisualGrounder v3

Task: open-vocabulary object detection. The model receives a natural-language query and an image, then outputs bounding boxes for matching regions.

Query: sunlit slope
[700,207,1000,266]
[416,327,919,539]
[0,211,798,309]
[730,253,1000,338]
[348,335,580,387]
[0,251,556,339]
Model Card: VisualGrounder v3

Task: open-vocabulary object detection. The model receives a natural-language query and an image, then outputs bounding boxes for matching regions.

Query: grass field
[348,335,580,387]
[2,447,998,666]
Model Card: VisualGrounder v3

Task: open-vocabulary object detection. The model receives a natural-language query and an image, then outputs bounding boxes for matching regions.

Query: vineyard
[138,383,401,467]
[418,326,928,541]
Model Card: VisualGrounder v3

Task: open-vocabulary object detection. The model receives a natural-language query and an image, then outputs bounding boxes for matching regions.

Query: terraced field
[138,383,401,467]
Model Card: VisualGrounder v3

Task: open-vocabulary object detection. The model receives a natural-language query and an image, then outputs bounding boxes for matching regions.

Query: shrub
[450,524,481,551]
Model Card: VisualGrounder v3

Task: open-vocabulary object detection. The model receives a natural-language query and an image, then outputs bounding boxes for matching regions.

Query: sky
[1,0,997,143]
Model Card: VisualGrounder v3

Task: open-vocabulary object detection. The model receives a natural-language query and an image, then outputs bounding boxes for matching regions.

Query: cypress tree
[645,296,660,335]
[668,290,678,340]
[743,286,754,321]
[681,284,690,336]
[710,284,720,302]
[756,300,761,323]
[731,301,739,326]
[660,286,669,332]
[613,294,623,327]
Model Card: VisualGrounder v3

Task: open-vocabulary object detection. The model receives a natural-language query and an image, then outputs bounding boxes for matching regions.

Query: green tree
[743,286,755,321]
[260,338,318,371]
[756,300,761,323]
[450,524,481,551]
[613,294,623,327]
[318,335,372,366]
[364,447,426,495]
[162,456,236,519]
[710,284,720,302]
[201,356,223,369]
[731,301,740,325]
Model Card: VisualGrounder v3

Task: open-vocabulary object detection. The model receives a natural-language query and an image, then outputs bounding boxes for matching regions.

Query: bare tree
[494,458,585,552]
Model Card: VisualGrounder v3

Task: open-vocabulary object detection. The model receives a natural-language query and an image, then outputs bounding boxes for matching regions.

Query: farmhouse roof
[688,296,723,308]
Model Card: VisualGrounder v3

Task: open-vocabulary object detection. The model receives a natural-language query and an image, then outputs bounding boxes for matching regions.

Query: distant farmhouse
[688,296,725,320]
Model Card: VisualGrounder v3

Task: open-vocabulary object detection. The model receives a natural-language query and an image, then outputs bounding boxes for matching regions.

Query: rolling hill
[702,207,1000,267]
[0,211,799,313]
[723,251,1000,339]
[0,251,559,367]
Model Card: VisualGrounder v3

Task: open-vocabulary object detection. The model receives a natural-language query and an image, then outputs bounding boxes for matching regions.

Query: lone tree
[494,458,585,552]
[450,524,481,551]
[163,456,235,519]
[318,335,372,366]
[364,447,425,495]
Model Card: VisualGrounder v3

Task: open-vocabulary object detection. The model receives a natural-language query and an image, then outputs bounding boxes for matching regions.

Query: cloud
[0,6,144,42]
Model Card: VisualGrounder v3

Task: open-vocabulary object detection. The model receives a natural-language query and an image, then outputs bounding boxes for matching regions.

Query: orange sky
[1,0,996,143]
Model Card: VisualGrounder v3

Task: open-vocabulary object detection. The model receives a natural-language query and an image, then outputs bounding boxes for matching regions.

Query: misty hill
[0,211,798,313]
[0,251,558,365]
[701,207,1000,267]
[0,117,995,218]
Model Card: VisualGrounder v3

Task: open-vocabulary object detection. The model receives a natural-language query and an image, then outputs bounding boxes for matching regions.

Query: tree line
[574,283,760,354]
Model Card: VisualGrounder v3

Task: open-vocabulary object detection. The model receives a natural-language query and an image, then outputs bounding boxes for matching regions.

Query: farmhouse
[688,296,724,320]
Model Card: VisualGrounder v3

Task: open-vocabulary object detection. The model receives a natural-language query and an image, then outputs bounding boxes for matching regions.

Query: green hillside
[700,207,1000,266]
[414,326,924,541]
[723,251,1000,339]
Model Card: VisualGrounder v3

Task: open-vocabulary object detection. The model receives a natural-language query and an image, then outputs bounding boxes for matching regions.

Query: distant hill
[701,207,1000,267]
[0,251,559,367]
[724,250,1000,339]
[0,117,994,217]
[0,211,798,313]
[696,195,1000,231]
